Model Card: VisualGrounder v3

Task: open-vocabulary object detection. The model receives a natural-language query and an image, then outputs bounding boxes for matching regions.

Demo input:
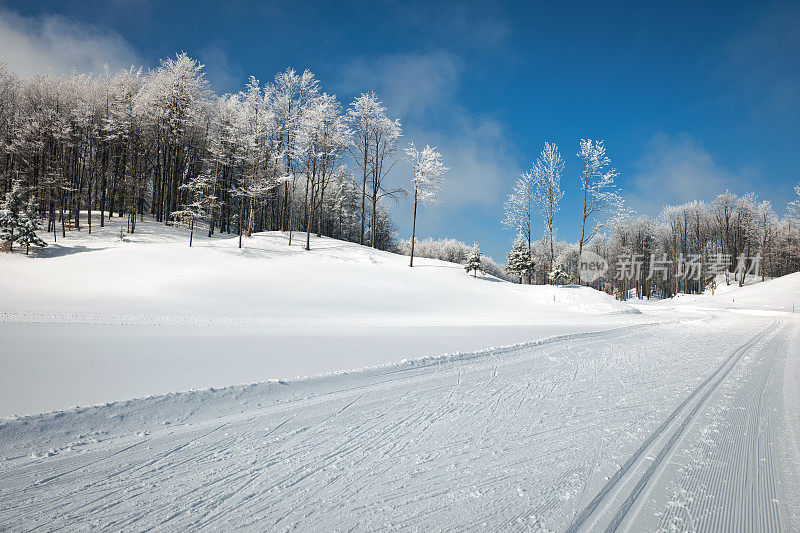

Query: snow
[1,314,797,530]
[2,215,799,530]
[638,272,800,315]
[0,215,637,417]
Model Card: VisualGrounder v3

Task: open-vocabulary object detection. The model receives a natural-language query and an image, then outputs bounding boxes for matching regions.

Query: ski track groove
[1,316,796,530]
[566,318,787,532]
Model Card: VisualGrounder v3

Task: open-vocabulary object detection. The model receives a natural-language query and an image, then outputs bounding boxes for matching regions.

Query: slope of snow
[3,216,800,530]
[1,314,797,530]
[0,215,633,325]
[1,215,639,416]
[642,272,800,315]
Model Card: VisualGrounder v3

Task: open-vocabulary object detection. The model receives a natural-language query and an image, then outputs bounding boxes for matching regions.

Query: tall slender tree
[532,142,564,275]
[405,143,447,267]
[576,139,624,283]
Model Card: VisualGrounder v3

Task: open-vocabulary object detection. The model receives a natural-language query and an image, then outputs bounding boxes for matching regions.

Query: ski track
[646,317,800,533]
[565,318,788,532]
[1,315,798,531]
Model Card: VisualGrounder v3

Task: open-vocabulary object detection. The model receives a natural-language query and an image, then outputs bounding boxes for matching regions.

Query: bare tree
[405,143,447,266]
[576,139,624,283]
[532,142,564,275]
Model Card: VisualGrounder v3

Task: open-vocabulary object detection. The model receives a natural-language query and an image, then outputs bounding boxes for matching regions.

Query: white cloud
[625,133,756,215]
[0,7,140,76]
[197,43,243,94]
[338,51,461,119]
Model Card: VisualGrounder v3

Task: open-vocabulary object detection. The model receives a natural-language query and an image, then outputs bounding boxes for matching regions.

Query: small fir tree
[16,197,47,254]
[465,245,484,278]
[506,234,535,284]
[0,180,26,252]
[548,264,569,286]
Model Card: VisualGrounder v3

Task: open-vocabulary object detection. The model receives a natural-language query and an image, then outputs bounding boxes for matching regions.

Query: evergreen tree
[16,197,47,254]
[0,180,26,252]
[548,264,569,286]
[506,234,535,284]
[464,245,483,278]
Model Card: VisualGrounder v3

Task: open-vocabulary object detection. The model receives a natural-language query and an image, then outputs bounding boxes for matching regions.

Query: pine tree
[506,234,535,283]
[548,264,569,286]
[0,180,26,252]
[464,245,483,278]
[16,197,47,254]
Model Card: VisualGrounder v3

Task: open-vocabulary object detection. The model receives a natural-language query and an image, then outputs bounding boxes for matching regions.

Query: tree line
[0,53,451,256]
[502,141,800,298]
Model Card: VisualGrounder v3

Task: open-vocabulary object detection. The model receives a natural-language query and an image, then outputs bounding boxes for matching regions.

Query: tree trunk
[409,188,418,267]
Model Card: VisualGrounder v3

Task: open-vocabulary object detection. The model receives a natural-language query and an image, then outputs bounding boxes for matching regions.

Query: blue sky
[1,0,798,260]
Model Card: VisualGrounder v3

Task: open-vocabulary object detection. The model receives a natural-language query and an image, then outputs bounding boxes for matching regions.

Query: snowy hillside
[0,215,639,416]
[648,272,800,315]
[1,215,632,325]
[3,217,800,531]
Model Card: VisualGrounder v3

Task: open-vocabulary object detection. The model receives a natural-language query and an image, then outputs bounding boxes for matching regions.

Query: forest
[2,53,799,301]
[0,53,403,254]
[501,142,800,299]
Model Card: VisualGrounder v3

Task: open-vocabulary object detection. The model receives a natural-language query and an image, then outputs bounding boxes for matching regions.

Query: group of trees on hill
[502,140,800,298]
[4,52,799,298]
[0,54,452,255]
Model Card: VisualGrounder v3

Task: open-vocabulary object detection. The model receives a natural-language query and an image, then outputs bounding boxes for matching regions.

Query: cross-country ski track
[1,313,799,531]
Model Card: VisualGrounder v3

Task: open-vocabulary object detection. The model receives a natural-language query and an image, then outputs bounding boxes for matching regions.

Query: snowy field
[2,217,800,531]
[0,216,639,417]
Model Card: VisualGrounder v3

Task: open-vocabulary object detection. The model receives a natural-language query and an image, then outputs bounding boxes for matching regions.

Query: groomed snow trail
[566,318,796,532]
[1,316,798,531]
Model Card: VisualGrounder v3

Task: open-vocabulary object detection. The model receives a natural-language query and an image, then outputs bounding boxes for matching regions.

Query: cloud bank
[0,7,140,76]
[625,133,757,216]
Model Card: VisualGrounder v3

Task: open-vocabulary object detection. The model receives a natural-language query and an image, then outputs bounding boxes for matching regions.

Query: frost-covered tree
[271,68,320,241]
[713,191,737,260]
[503,169,536,254]
[464,245,483,277]
[733,193,759,286]
[0,180,26,251]
[506,234,534,283]
[16,197,47,254]
[296,92,347,250]
[576,139,624,283]
[172,171,215,247]
[346,92,402,248]
[532,142,564,274]
[789,179,800,222]
[405,143,448,267]
[756,200,778,281]
[137,53,212,224]
[346,92,382,246]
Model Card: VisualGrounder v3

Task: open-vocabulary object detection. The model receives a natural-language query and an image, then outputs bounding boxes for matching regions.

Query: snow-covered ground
[2,216,799,531]
[0,215,639,417]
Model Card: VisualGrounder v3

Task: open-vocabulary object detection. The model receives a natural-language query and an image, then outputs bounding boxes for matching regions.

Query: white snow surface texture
[1,216,800,531]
